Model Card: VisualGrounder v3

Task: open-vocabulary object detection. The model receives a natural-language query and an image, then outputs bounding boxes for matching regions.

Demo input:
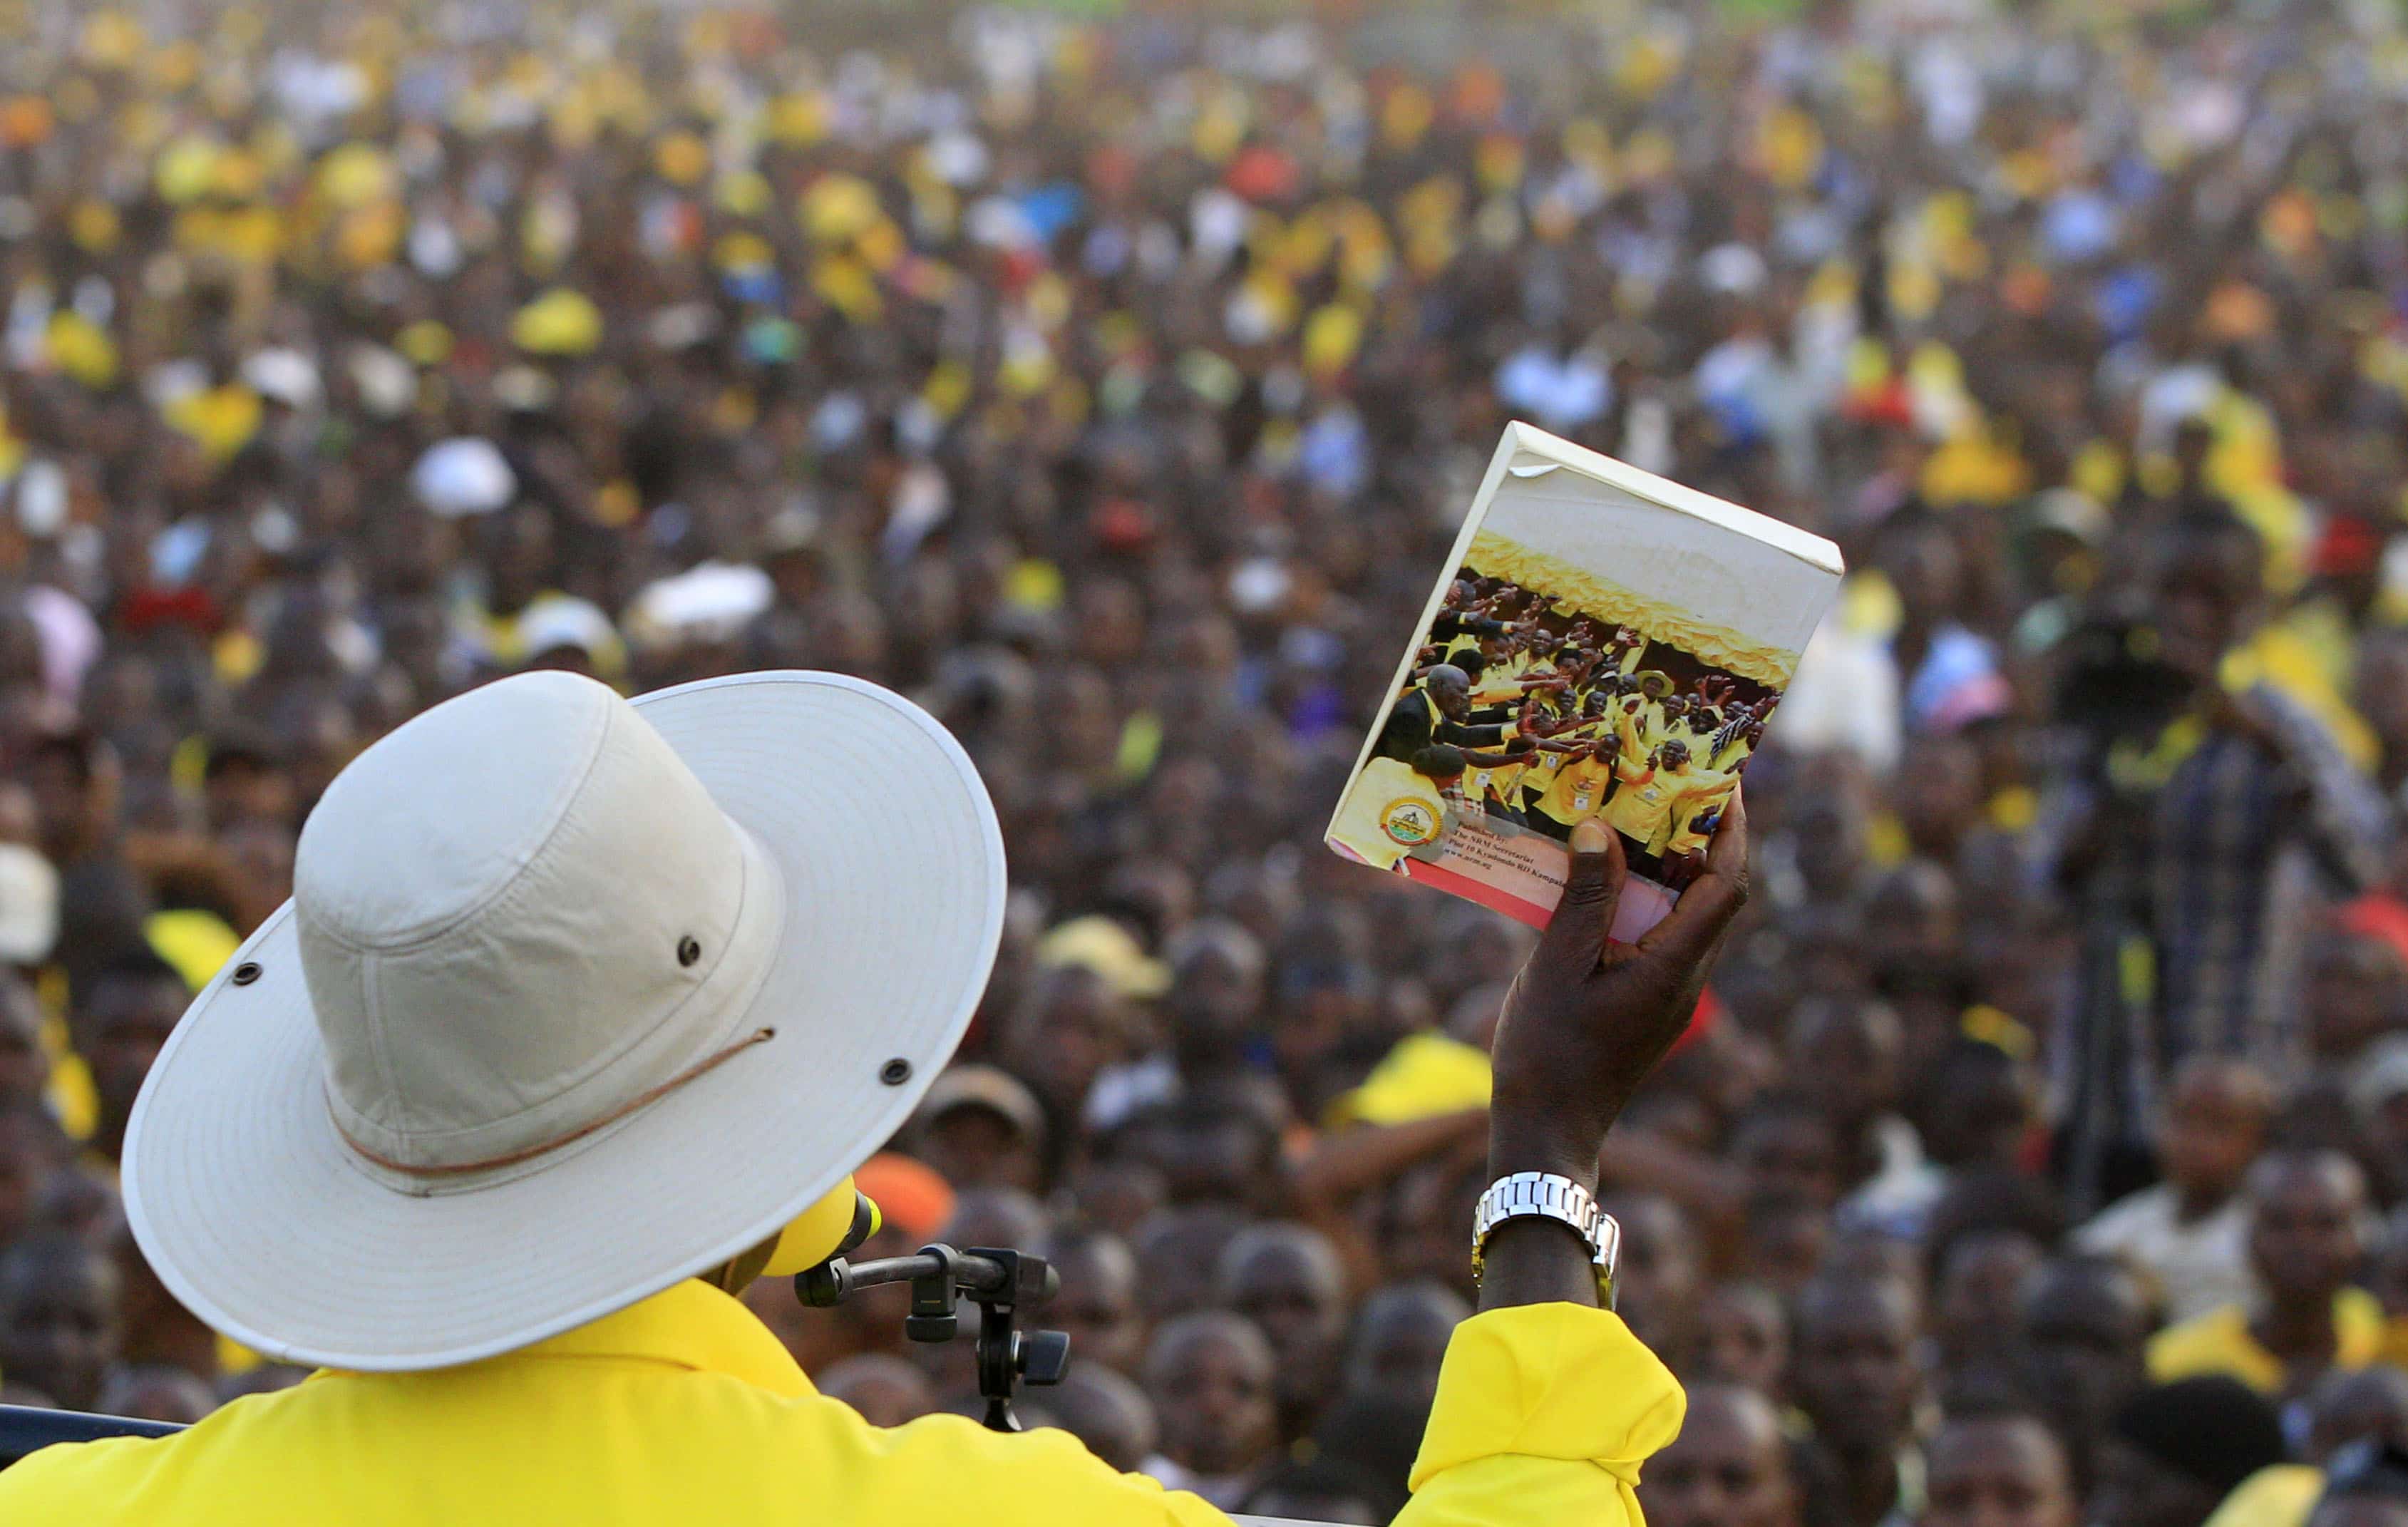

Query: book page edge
[1501,421,1846,577]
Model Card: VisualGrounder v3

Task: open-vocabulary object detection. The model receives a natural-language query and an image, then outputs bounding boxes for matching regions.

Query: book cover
[1325,422,1845,940]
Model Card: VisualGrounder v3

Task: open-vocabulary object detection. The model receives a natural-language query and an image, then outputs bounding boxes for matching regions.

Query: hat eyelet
[880,1058,912,1086]
[231,962,262,987]
[676,936,701,968]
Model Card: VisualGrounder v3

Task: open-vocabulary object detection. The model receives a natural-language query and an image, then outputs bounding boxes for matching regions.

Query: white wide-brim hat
[123,671,1004,1372]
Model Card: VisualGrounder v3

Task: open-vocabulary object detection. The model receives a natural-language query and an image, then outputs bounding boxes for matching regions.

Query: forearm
[1597,1131,1744,1260]
[1401,800,1742,1511]
[1456,746,1529,768]
[1435,721,1507,747]
[1288,1109,1488,1209]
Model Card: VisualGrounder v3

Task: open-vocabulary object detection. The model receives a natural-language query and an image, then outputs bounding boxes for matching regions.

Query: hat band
[329,1025,776,1178]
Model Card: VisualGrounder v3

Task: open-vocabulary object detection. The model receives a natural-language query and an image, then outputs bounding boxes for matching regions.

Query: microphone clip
[797,1243,1069,1432]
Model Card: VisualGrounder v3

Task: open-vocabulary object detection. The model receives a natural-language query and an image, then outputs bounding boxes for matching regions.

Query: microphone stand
[797,1243,1070,1432]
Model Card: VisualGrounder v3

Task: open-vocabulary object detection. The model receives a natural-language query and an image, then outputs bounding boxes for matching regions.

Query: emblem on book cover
[1379,798,1442,847]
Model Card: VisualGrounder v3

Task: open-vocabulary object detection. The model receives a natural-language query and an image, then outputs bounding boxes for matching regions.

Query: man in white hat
[0,669,1746,1526]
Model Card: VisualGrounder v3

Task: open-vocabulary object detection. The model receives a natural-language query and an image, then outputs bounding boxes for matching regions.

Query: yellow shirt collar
[2166,1290,2387,1393]
[488,1280,815,1399]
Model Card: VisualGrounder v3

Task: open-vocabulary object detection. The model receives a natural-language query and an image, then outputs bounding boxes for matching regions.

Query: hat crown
[294,671,781,1179]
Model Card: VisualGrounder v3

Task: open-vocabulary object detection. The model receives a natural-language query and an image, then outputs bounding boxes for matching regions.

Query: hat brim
[123,672,1005,1372]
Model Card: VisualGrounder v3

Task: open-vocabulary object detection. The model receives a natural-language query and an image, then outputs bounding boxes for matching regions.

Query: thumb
[1537,818,1624,978]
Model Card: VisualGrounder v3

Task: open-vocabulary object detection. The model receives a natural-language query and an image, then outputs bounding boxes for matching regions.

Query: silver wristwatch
[1470,1171,1621,1309]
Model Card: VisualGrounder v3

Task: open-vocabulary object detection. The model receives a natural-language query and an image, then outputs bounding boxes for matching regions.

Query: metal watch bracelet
[1469,1171,1621,1310]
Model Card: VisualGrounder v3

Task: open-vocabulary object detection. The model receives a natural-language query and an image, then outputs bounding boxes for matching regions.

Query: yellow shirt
[2146,1289,2387,1394]
[0,1280,1682,1527]
[1533,752,1619,827]
[1331,1032,1494,1126]
[2203,1465,2323,1527]
[1481,649,1534,688]
[1612,701,1655,758]
[1660,767,1741,857]
[1609,758,1728,855]
[1518,743,1566,802]
[1705,731,1756,772]
[146,909,242,992]
[1466,728,1532,807]
[162,384,262,462]
[38,1013,97,1141]
[2224,624,2379,776]
[1605,757,1670,845]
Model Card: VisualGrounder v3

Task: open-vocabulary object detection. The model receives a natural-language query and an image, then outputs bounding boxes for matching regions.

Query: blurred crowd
[10,0,2408,1523]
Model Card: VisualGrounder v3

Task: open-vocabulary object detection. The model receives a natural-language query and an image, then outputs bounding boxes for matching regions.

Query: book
[1325,421,1844,940]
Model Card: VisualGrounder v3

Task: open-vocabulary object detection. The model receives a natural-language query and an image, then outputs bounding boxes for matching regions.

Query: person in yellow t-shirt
[1504,687,1591,802]
[2149,1150,2383,1400]
[1610,693,1656,761]
[1706,703,1769,772]
[1606,625,1648,677]
[1527,735,1623,842]
[1567,687,1622,749]
[1514,732,1568,819]
[1464,730,1542,826]
[1607,740,1737,858]
[1464,643,1561,711]
[1664,744,1748,856]
[2208,1461,2327,1527]
[1611,673,1682,759]
[1508,630,1565,692]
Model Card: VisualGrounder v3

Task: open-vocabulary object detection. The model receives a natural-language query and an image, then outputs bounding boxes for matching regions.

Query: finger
[1643,798,1749,1028]
[1536,817,1625,978]
[1701,782,1748,883]
[1635,784,1749,970]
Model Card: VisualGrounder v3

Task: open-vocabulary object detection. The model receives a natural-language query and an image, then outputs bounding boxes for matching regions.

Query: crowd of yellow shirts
[1441,612,1756,860]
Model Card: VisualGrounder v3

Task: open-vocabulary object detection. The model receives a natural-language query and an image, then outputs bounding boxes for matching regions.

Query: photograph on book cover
[1327,432,1838,938]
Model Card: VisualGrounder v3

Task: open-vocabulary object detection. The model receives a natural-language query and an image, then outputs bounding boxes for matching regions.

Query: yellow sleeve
[2203,1465,2324,1527]
[1664,771,1739,855]
[1615,706,1644,757]
[145,908,242,991]
[1399,1305,1684,1526]
[2146,1310,2282,1394]
[2383,1312,2408,1372]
